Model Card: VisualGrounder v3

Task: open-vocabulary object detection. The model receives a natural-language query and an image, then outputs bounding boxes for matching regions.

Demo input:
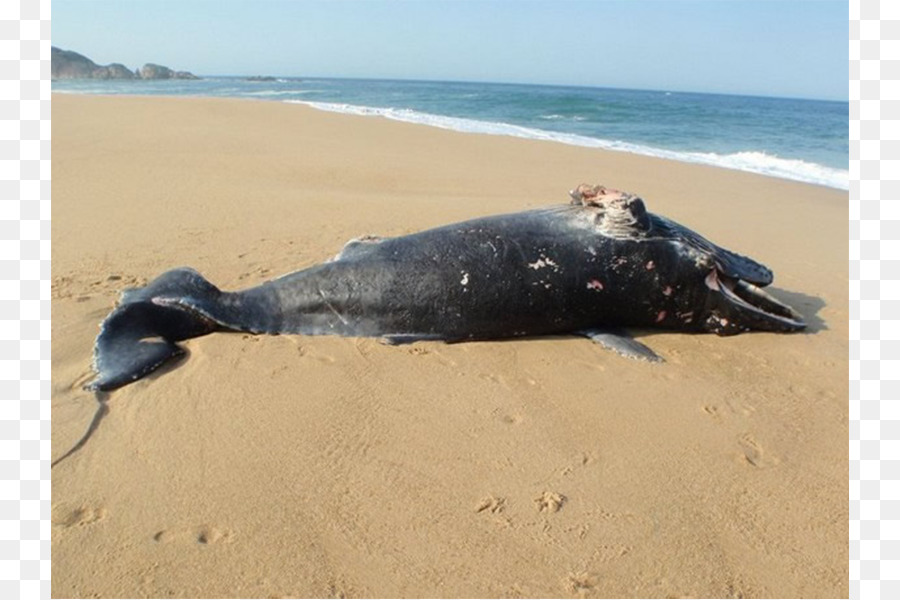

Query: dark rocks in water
[245,75,278,82]
[138,63,200,80]
[101,63,137,80]
[51,46,200,81]
[137,63,171,80]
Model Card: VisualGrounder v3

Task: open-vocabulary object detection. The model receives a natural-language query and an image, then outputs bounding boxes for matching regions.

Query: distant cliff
[51,47,200,80]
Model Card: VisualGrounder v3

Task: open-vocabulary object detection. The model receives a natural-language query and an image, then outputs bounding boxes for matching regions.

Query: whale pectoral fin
[379,333,447,345]
[578,328,664,363]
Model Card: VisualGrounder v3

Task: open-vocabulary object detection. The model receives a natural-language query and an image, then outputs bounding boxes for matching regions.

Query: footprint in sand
[565,571,599,597]
[196,525,232,544]
[51,503,107,528]
[737,433,779,468]
[295,344,337,364]
[152,525,233,545]
[535,491,566,513]
[560,451,598,476]
[702,404,721,420]
[478,372,511,389]
[474,495,506,514]
[703,396,758,422]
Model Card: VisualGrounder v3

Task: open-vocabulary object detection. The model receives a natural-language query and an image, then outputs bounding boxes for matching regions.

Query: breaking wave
[288,100,848,190]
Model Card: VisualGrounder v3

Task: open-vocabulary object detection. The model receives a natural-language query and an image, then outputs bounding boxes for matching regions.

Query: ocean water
[53,77,849,190]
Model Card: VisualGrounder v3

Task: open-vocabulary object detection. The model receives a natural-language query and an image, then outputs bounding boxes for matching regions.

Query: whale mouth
[705,270,806,332]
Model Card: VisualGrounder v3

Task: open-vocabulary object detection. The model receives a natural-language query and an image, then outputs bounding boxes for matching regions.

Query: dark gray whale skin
[88,187,805,391]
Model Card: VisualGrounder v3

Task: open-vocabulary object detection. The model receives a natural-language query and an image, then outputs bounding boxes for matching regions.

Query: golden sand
[52,94,847,598]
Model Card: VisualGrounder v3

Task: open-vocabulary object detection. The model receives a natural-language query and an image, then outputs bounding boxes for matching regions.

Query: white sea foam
[288,100,848,190]
[243,89,325,96]
[540,114,586,122]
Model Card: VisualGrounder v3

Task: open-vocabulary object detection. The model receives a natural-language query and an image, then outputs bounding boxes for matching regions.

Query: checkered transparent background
[0,0,865,598]
[4,0,50,598]
[851,0,899,598]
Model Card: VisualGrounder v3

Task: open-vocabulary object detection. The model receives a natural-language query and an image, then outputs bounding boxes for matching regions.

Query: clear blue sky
[52,0,848,101]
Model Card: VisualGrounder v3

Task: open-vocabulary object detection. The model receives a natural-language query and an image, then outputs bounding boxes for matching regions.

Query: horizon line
[190,73,849,104]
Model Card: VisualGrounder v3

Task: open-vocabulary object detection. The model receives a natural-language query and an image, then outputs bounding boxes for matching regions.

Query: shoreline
[50,87,849,190]
[288,99,849,191]
[52,93,848,598]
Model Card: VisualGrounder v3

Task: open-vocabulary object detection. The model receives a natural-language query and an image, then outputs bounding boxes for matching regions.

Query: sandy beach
[51,93,847,598]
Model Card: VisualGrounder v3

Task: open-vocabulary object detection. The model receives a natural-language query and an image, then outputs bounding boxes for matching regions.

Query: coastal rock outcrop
[99,63,138,80]
[138,63,200,81]
[51,47,135,80]
[51,47,199,81]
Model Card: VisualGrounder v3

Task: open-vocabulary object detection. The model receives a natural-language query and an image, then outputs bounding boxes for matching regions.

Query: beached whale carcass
[88,184,805,391]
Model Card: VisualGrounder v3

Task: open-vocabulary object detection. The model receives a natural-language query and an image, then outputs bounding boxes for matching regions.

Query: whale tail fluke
[86,268,222,391]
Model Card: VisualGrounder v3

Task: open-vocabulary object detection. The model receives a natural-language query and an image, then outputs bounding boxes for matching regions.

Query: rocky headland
[51,47,200,80]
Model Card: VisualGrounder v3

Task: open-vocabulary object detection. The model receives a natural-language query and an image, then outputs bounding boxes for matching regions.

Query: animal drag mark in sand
[53,184,806,466]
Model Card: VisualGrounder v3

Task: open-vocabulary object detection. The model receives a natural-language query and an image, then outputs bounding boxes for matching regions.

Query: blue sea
[52,77,849,190]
